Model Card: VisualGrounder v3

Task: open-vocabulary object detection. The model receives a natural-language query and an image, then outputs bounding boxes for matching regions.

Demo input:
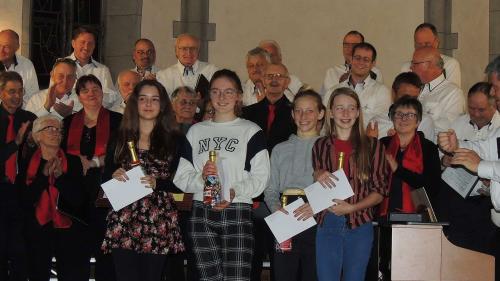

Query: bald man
[0,29,39,103]
[259,40,303,98]
[402,23,461,88]
[411,47,464,137]
[111,70,140,113]
[156,33,218,97]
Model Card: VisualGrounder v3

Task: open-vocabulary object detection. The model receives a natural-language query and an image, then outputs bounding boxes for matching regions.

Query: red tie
[6,115,17,183]
[267,104,276,134]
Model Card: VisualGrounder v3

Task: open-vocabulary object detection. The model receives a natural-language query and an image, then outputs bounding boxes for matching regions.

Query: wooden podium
[391,224,495,281]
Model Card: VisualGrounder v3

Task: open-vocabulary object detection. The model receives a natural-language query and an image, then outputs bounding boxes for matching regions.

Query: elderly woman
[61,74,122,280]
[379,96,441,216]
[171,86,198,134]
[18,115,87,281]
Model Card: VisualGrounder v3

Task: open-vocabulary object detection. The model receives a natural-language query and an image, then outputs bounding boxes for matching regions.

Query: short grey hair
[32,115,62,134]
[246,47,271,62]
[171,86,197,101]
[485,56,500,80]
[259,40,282,56]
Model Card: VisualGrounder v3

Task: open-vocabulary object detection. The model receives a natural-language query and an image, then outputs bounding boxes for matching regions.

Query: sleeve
[231,130,270,201]
[172,132,205,194]
[24,62,40,99]
[320,68,337,98]
[478,161,500,183]
[418,116,437,143]
[264,145,282,213]
[491,180,500,211]
[26,93,51,117]
[370,85,392,120]
[370,139,389,196]
[311,138,323,171]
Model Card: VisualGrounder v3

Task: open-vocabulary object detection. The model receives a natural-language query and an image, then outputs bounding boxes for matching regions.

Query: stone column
[491,0,500,61]
[424,0,457,56]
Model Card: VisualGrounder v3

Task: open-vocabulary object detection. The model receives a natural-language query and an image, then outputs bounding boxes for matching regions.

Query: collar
[0,102,20,117]
[176,60,199,74]
[425,73,446,92]
[1,54,19,71]
[69,53,97,68]
[468,111,500,131]
[347,74,373,90]
[135,65,153,73]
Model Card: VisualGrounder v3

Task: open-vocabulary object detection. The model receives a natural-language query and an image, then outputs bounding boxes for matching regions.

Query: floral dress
[101,149,185,255]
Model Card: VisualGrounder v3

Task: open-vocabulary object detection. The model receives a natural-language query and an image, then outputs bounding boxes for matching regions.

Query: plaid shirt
[312,136,389,229]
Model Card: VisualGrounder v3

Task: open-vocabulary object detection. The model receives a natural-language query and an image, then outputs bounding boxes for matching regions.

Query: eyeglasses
[209,88,239,98]
[177,46,198,53]
[410,60,431,66]
[37,126,63,134]
[264,73,289,81]
[393,112,418,120]
[352,55,372,64]
[177,99,197,106]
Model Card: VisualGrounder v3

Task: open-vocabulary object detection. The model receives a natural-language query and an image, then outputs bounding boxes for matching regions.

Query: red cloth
[26,148,71,228]
[267,104,276,134]
[379,133,423,215]
[66,107,110,156]
[333,138,352,177]
[5,115,17,184]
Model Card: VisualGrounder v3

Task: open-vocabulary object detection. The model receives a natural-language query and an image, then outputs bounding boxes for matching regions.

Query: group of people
[1,20,500,281]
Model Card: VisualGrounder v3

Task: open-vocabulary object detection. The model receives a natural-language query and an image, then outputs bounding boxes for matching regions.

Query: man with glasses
[157,33,218,97]
[131,38,158,80]
[26,58,82,119]
[324,42,391,130]
[171,86,198,134]
[410,47,464,136]
[321,30,383,97]
[0,71,36,281]
[401,23,461,88]
[243,63,296,281]
[0,29,39,103]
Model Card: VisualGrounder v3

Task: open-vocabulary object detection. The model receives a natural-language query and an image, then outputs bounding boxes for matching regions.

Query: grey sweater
[264,134,320,213]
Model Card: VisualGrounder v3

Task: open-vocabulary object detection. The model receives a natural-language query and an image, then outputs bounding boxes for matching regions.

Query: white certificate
[442,166,481,198]
[101,166,153,211]
[264,198,317,243]
[304,169,354,214]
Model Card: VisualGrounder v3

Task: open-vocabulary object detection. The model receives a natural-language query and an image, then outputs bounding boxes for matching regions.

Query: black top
[17,152,87,224]
[380,132,442,212]
[242,95,296,153]
[61,109,122,203]
[0,105,36,184]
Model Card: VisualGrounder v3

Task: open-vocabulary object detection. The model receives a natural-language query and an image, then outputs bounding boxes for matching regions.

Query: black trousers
[112,248,167,281]
[26,219,88,281]
[273,226,317,281]
[0,185,27,281]
[87,206,116,281]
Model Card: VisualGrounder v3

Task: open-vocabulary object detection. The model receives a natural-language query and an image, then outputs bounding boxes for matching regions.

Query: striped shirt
[312,136,389,228]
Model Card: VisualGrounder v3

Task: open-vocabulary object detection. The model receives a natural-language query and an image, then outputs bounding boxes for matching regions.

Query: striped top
[312,136,389,229]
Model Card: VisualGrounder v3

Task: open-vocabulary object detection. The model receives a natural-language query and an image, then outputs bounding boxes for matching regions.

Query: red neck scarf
[379,132,423,216]
[26,148,71,228]
[66,107,110,156]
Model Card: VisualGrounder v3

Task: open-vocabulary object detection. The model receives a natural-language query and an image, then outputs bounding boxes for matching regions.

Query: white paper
[264,198,316,243]
[304,169,354,214]
[101,166,153,211]
[442,167,480,198]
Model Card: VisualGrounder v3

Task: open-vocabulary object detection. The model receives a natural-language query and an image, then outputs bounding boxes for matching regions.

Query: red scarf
[66,107,110,156]
[379,133,423,216]
[26,148,71,228]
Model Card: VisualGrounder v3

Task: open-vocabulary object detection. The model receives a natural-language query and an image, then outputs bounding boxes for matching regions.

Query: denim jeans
[316,213,373,281]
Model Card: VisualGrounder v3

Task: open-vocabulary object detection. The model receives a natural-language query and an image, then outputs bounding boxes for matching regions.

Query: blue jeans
[316,213,373,281]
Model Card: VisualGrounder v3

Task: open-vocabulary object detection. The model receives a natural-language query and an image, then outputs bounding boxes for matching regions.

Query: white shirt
[321,63,383,97]
[173,118,270,204]
[242,76,301,106]
[324,75,391,129]
[25,88,82,119]
[2,54,40,104]
[156,60,218,97]
[418,73,464,138]
[459,128,500,214]
[401,54,461,88]
[66,53,119,109]
[451,111,500,142]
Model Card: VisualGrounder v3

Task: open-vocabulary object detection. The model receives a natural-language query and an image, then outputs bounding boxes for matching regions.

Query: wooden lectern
[391,224,495,281]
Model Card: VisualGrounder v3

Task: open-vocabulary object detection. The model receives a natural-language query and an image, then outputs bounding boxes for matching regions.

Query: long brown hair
[326,87,372,182]
[114,79,180,163]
